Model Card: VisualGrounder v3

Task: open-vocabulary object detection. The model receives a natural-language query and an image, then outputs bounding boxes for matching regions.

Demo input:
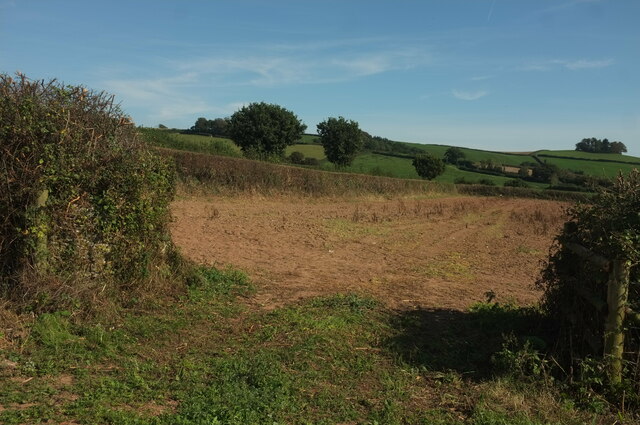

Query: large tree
[228,102,306,159]
[412,154,446,180]
[316,116,363,167]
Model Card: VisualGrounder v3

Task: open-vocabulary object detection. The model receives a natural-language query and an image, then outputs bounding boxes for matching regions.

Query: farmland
[5,190,617,424]
[146,129,639,189]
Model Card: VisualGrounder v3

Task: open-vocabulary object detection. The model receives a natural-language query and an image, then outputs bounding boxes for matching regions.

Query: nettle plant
[0,74,175,309]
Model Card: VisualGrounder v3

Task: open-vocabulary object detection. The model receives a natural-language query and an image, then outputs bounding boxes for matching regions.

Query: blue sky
[1,0,638,155]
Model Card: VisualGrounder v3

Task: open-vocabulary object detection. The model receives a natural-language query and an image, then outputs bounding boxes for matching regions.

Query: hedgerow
[0,74,175,311]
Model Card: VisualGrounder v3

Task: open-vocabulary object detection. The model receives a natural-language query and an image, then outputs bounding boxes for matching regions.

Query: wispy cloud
[174,45,431,87]
[563,59,614,70]
[521,58,614,71]
[100,38,434,125]
[452,89,489,101]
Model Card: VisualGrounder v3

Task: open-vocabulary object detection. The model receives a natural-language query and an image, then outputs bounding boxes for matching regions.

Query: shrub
[538,170,640,400]
[0,74,175,310]
[412,153,445,180]
[288,151,305,164]
[504,179,529,188]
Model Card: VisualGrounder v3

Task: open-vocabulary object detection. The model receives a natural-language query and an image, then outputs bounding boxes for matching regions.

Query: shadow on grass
[384,303,551,380]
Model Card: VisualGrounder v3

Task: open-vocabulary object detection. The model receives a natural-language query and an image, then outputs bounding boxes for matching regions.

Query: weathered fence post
[603,260,630,386]
[34,188,49,270]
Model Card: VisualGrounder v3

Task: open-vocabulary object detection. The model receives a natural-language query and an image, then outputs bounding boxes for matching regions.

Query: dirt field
[170,194,568,311]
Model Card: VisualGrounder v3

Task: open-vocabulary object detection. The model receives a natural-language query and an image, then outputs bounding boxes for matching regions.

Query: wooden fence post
[603,260,630,386]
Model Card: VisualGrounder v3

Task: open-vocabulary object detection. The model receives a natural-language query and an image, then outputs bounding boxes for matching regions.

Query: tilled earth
[170,194,568,311]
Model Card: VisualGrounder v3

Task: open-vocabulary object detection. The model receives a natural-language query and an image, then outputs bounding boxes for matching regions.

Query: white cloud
[563,59,614,70]
[521,58,614,71]
[452,89,489,101]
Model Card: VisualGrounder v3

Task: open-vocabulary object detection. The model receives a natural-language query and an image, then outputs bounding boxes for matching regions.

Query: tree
[228,102,306,159]
[316,117,363,167]
[575,137,627,154]
[209,117,229,137]
[412,154,445,180]
[192,117,210,133]
[610,141,627,154]
[443,147,465,165]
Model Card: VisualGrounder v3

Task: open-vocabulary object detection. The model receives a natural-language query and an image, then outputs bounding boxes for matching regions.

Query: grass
[139,128,241,157]
[538,155,639,178]
[285,143,326,160]
[0,266,627,424]
[536,150,640,164]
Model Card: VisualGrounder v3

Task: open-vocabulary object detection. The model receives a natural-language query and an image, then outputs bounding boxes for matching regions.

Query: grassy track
[0,266,617,424]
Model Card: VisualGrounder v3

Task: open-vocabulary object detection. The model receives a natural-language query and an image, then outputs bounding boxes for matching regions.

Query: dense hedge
[159,148,454,196]
[0,74,175,306]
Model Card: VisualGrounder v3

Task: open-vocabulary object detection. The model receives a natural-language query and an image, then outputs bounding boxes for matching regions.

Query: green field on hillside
[142,130,637,188]
[403,144,532,168]
[536,150,640,164]
[539,155,639,178]
[285,143,326,160]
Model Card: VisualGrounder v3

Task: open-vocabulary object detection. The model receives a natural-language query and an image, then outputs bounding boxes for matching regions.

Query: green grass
[536,150,640,164]
[0,267,625,424]
[285,143,326,160]
[402,144,532,168]
[538,155,639,178]
[139,128,241,157]
[0,268,610,425]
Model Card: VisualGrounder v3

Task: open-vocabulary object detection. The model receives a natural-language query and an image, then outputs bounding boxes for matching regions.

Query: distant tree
[228,102,306,159]
[316,116,363,167]
[210,118,229,137]
[443,147,465,165]
[192,117,210,133]
[158,124,168,129]
[412,154,445,180]
[610,141,628,154]
[575,137,627,154]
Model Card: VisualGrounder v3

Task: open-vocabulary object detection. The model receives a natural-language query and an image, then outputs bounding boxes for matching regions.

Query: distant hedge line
[157,148,455,196]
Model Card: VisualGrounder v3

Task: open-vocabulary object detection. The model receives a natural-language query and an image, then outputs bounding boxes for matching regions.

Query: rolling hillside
[141,128,639,189]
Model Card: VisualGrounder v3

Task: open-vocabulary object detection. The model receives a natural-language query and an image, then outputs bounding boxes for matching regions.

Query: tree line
[575,137,627,154]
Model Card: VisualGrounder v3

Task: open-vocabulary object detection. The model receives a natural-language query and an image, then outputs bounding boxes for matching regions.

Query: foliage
[538,169,640,398]
[189,117,229,137]
[412,153,446,180]
[504,179,530,188]
[576,137,627,154]
[228,102,306,160]
[287,151,305,164]
[317,116,363,167]
[0,74,175,309]
[444,147,466,164]
[163,149,454,196]
[139,127,240,157]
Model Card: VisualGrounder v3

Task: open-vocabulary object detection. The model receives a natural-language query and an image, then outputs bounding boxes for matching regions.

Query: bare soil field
[171,194,568,311]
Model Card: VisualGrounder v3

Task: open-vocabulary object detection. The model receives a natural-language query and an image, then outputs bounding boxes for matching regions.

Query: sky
[1,0,639,155]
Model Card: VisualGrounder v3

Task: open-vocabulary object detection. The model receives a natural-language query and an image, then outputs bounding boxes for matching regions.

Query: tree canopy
[575,137,627,154]
[412,154,445,180]
[443,147,465,164]
[190,117,229,137]
[228,102,306,159]
[317,117,363,167]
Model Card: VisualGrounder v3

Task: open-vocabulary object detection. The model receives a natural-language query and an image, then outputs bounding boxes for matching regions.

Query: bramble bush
[0,74,176,312]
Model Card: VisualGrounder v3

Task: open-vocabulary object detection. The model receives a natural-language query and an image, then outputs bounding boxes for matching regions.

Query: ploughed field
[171,194,567,311]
